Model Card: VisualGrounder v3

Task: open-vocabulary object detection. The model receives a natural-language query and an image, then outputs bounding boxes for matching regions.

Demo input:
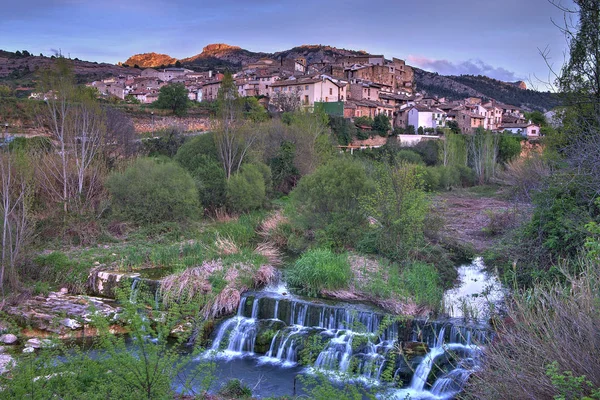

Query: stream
[174,257,502,399]
[29,258,503,399]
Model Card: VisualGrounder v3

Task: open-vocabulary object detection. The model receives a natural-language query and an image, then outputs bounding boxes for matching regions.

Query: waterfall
[208,291,487,396]
[129,277,140,303]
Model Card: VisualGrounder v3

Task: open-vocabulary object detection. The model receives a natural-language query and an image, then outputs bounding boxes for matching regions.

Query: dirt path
[432,188,532,254]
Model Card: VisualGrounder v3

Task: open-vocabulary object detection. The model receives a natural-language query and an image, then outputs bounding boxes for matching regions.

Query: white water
[443,257,504,320]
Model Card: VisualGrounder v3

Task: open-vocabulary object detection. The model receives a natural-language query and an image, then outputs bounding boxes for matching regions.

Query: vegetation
[153,82,190,116]
[285,248,352,296]
[106,158,200,225]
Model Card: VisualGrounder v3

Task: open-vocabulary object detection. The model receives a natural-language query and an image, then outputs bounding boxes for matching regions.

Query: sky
[1,0,577,84]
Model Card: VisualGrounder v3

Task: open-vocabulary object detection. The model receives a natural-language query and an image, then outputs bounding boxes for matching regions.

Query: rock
[0,354,15,374]
[59,287,68,294]
[25,338,53,349]
[23,347,35,353]
[60,318,81,330]
[26,338,42,348]
[0,346,5,353]
[0,334,18,345]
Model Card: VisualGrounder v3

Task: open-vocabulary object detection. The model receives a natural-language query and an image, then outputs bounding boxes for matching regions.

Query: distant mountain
[123,43,370,71]
[414,68,560,111]
[123,52,177,68]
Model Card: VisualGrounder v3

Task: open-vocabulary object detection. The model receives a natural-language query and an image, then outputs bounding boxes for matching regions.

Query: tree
[270,88,301,112]
[468,129,499,184]
[175,60,182,68]
[447,120,460,134]
[372,114,391,135]
[0,151,31,294]
[213,72,258,179]
[155,83,189,116]
[37,59,106,214]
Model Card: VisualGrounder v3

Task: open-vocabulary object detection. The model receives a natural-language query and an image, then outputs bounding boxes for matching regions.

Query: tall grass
[285,248,352,296]
[401,262,443,309]
[466,257,600,399]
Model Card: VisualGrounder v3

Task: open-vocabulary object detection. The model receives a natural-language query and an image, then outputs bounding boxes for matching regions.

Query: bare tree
[269,88,302,113]
[36,59,107,214]
[0,152,31,295]
[214,71,259,179]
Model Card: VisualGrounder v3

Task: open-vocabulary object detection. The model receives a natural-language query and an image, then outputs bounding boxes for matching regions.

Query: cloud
[407,55,523,82]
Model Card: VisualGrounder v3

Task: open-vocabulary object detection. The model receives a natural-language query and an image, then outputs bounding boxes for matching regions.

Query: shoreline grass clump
[285,248,352,296]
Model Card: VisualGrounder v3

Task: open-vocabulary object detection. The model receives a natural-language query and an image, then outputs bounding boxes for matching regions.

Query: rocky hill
[123,52,177,68]
[414,68,560,111]
[124,43,370,71]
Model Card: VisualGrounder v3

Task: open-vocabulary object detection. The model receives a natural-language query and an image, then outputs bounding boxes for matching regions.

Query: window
[329,88,333,96]
[532,129,537,134]
[305,85,309,90]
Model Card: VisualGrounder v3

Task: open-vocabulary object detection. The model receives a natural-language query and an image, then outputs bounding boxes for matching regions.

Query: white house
[407,105,446,130]
[500,123,541,137]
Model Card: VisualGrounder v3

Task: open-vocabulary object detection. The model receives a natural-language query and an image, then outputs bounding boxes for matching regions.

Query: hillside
[414,68,560,111]
[0,50,138,88]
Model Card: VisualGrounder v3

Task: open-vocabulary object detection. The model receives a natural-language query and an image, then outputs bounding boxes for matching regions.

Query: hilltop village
[86,51,541,139]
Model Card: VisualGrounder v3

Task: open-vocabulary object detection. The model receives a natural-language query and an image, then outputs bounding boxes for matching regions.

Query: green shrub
[218,379,252,399]
[438,165,461,189]
[192,156,227,210]
[290,157,373,248]
[174,133,218,172]
[422,166,441,191]
[414,140,440,166]
[456,165,476,187]
[226,164,267,213]
[107,158,200,225]
[285,248,352,296]
[396,149,424,165]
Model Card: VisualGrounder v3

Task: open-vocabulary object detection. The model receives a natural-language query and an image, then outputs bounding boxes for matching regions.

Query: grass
[285,248,352,297]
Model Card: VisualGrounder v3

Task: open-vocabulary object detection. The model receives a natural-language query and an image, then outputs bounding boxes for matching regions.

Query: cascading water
[207,291,488,399]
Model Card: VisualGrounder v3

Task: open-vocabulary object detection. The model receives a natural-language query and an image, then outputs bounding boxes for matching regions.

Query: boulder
[0,346,5,353]
[25,338,53,349]
[23,347,35,353]
[60,318,81,330]
[0,354,15,374]
[0,334,18,345]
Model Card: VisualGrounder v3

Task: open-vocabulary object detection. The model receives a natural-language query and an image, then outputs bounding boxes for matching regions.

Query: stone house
[269,75,347,107]
[201,80,222,102]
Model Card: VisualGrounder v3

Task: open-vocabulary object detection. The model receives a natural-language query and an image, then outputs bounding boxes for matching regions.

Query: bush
[285,248,352,296]
[226,164,267,213]
[498,134,523,164]
[192,156,227,210]
[396,149,424,165]
[414,140,440,166]
[107,158,200,224]
[174,133,218,172]
[467,258,600,399]
[218,379,252,399]
[456,165,476,187]
[438,165,461,189]
[290,157,373,248]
